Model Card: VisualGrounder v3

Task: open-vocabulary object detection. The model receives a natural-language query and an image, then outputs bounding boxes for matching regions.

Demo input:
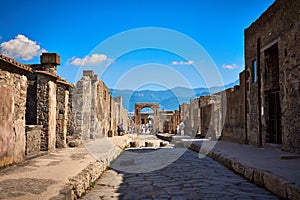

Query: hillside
[110,79,239,112]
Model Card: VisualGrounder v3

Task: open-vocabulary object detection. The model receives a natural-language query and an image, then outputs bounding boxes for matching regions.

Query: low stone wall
[25,125,42,156]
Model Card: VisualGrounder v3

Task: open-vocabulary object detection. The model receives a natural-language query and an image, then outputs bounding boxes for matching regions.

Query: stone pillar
[35,53,60,151]
[56,82,70,148]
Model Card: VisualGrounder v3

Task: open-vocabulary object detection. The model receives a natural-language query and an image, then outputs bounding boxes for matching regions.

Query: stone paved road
[81,148,278,200]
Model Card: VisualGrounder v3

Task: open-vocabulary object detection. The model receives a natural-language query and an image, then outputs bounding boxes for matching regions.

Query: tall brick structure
[26,53,73,151]
[74,70,129,140]
[244,0,300,152]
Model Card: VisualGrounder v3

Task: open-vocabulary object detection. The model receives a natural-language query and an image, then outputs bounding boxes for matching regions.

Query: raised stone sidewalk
[171,137,300,199]
[0,134,137,200]
[157,133,300,199]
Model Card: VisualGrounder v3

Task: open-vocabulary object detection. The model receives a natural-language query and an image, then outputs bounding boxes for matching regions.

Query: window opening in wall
[252,60,257,83]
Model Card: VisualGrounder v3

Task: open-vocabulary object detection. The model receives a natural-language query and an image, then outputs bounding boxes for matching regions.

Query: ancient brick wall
[245,0,300,153]
[189,98,200,135]
[172,110,180,134]
[26,53,61,152]
[120,107,128,133]
[179,103,190,135]
[35,74,57,151]
[25,125,42,156]
[221,71,246,143]
[111,96,129,135]
[0,57,31,167]
[111,97,120,135]
[179,94,222,139]
[26,73,37,125]
[67,87,76,137]
[74,70,113,140]
[199,95,222,139]
[96,78,111,137]
[74,73,94,140]
[56,81,72,148]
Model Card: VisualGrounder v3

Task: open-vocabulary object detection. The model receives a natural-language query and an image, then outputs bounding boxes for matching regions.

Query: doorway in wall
[264,43,282,144]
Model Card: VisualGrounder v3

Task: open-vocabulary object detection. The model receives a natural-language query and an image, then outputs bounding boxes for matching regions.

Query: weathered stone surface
[65,136,135,199]
[243,166,254,181]
[56,82,70,148]
[263,172,287,198]
[135,103,159,132]
[245,0,300,152]
[25,125,42,155]
[286,183,300,200]
[0,178,57,199]
[0,57,30,167]
[179,94,222,139]
[82,149,277,200]
[68,139,82,148]
[74,70,129,140]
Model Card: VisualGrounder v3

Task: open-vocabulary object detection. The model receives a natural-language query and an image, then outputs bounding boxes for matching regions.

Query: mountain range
[110,79,239,112]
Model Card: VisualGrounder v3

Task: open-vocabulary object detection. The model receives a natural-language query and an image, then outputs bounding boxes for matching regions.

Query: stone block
[243,167,254,181]
[286,183,300,200]
[253,170,264,187]
[231,161,245,175]
[41,53,60,65]
[25,125,42,155]
[263,172,287,198]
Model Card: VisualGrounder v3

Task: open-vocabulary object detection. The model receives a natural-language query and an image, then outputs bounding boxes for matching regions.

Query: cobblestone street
[82,148,278,200]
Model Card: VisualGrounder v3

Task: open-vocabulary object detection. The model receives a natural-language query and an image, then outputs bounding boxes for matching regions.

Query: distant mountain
[110,79,240,112]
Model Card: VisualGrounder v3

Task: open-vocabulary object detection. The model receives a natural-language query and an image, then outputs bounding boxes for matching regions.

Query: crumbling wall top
[0,54,32,72]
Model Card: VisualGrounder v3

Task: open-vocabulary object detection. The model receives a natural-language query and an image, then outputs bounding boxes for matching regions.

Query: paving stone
[81,148,278,200]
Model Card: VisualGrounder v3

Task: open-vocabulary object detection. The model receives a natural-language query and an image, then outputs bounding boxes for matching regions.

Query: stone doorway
[134,103,159,133]
[268,91,282,144]
[264,43,282,144]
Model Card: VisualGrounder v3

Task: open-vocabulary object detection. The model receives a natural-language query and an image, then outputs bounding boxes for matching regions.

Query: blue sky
[0,0,275,90]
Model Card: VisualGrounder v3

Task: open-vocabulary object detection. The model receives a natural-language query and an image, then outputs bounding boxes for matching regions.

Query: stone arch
[135,103,159,133]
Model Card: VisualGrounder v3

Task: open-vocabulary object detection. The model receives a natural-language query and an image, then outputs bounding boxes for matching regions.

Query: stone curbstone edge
[56,137,135,200]
[188,141,300,200]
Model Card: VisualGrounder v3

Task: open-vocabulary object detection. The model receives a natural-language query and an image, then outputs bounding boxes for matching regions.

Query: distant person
[176,125,180,135]
[117,125,121,136]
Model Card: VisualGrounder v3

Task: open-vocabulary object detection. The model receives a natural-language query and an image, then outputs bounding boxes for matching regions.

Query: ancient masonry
[179,0,300,154]
[0,55,129,168]
[0,54,32,167]
[0,53,76,167]
[74,70,129,140]
[0,0,299,167]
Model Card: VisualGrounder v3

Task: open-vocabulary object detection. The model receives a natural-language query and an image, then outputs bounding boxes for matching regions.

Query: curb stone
[51,137,135,200]
[188,141,300,200]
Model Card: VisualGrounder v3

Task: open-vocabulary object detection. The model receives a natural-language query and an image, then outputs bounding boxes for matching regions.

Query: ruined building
[179,94,223,139]
[74,70,129,140]
[179,0,300,154]
[244,0,300,152]
[0,57,129,168]
[26,53,74,152]
[111,96,129,135]
[0,53,75,167]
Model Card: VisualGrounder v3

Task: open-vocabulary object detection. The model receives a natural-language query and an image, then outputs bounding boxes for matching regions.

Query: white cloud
[171,60,193,65]
[0,34,46,61]
[223,64,238,70]
[70,53,113,67]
